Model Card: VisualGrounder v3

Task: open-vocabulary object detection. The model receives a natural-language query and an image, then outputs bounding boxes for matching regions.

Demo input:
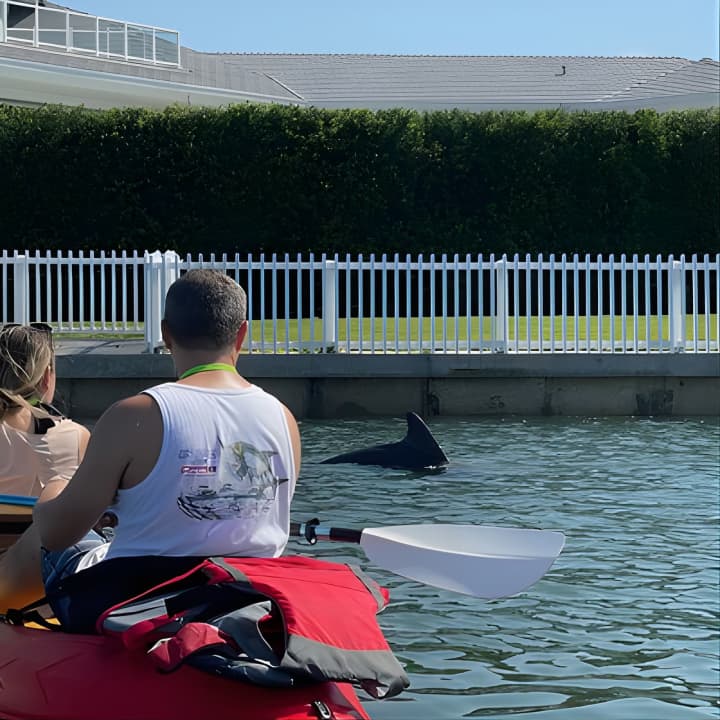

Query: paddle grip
[289,521,362,545]
[328,527,362,544]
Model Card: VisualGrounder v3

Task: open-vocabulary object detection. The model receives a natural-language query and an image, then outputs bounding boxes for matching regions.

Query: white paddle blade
[359,524,565,599]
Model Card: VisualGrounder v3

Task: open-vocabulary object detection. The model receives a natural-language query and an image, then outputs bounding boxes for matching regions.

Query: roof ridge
[198,51,690,61]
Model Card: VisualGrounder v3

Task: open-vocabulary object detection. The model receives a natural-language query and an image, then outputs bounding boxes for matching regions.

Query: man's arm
[282,405,302,482]
[33,396,150,550]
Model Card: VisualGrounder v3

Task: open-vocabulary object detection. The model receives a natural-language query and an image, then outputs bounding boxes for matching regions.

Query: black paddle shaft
[290,520,362,545]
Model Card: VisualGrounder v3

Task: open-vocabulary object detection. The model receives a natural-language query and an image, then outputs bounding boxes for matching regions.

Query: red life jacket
[97,555,409,699]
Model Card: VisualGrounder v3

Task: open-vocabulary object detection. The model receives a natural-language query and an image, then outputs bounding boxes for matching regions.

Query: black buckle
[303,518,320,545]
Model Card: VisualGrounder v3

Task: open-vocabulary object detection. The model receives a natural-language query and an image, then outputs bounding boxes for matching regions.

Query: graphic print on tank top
[176,441,287,520]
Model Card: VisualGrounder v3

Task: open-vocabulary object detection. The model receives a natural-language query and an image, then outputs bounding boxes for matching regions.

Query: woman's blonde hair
[0,325,55,423]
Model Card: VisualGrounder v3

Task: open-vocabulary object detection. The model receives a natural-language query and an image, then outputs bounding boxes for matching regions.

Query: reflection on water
[291,416,720,719]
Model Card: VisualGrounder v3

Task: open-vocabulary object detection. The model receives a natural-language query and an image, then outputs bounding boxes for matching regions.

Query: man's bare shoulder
[93,392,161,437]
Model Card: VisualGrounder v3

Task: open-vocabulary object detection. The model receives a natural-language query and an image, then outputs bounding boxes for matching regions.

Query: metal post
[670,260,685,352]
[144,250,179,353]
[494,257,508,352]
[12,253,29,325]
[322,259,337,350]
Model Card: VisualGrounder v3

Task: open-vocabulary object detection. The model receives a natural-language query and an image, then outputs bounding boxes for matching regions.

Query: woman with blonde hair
[0,324,90,497]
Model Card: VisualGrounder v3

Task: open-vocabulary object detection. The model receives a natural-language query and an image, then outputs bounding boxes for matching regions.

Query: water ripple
[293,416,720,719]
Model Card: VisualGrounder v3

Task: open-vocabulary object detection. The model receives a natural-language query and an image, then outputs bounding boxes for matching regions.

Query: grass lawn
[51,314,718,350]
[248,314,719,347]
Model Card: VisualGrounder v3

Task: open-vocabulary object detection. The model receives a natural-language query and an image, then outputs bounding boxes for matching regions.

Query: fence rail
[0,0,181,66]
[1,250,718,355]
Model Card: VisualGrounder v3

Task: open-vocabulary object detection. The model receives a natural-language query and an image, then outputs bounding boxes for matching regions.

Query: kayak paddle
[291,519,565,599]
[0,495,565,599]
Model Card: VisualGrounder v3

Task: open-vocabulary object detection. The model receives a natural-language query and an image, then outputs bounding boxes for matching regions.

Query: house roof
[189,53,719,110]
[0,43,301,107]
[1,10,718,112]
[601,57,720,101]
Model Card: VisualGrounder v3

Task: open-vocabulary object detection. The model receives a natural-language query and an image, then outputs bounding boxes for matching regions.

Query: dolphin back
[320,412,448,470]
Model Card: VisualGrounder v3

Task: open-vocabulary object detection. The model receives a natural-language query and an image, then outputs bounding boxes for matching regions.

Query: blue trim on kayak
[0,494,37,507]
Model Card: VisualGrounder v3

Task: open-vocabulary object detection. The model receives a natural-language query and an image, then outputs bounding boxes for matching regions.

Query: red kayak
[0,622,371,720]
[0,554,414,720]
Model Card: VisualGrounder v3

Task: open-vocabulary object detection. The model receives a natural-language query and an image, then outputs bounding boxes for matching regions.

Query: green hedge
[0,104,717,255]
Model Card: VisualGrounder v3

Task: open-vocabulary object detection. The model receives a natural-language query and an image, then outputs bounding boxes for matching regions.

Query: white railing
[1,250,718,355]
[0,0,181,67]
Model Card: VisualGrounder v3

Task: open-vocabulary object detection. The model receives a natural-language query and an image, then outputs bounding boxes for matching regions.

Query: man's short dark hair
[163,269,247,350]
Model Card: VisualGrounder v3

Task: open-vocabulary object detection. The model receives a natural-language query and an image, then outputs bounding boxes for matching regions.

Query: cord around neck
[178,362,238,380]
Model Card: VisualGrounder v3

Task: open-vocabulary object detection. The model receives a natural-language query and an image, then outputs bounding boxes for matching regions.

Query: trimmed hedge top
[0,104,717,255]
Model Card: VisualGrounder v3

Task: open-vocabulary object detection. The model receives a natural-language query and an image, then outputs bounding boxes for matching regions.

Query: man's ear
[161,319,173,351]
[235,321,248,351]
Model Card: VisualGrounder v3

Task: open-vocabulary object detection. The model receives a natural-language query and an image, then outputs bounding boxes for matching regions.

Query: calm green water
[291,416,720,720]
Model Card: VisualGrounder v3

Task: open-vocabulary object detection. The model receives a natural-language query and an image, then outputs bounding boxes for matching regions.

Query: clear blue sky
[65,0,719,59]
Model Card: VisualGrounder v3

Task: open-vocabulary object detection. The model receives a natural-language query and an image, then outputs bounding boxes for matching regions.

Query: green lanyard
[179,362,238,380]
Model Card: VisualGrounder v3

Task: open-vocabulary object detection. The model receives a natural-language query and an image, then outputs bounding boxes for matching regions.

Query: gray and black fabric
[39,555,206,633]
[99,556,410,698]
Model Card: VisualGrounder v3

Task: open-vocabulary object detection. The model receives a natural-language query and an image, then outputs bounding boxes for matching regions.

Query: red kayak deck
[0,624,371,720]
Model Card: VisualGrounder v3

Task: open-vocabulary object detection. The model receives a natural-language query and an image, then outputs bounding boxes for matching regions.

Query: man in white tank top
[0,270,301,613]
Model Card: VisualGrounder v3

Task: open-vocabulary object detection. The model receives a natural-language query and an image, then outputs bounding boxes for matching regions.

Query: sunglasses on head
[0,323,53,338]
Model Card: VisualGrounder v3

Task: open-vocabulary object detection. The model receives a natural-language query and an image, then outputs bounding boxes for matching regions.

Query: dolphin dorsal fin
[404,412,449,465]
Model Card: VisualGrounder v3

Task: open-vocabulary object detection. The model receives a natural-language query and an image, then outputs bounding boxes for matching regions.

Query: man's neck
[173,352,238,381]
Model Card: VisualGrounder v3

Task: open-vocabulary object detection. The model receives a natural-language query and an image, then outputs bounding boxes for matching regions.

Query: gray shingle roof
[0,43,301,102]
[197,53,719,109]
[182,49,302,100]
[602,58,720,100]
[1,19,718,111]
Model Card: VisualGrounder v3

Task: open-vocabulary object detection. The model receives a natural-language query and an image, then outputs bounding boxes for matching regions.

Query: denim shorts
[41,530,108,595]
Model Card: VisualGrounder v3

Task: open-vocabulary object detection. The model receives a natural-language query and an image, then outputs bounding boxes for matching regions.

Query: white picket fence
[1,250,718,354]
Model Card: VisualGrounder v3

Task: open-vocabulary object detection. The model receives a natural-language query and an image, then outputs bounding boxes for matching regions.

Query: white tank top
[105,382,296,561]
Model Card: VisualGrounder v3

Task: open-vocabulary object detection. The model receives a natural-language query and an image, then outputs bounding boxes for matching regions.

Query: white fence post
[322,259,337,350]
[144,250,180,353]
[12,252,29,325]
[670,260,685,352]
[494,257,508,352]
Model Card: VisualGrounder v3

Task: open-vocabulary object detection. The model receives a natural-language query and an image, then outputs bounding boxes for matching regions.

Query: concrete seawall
[53,340,720,418]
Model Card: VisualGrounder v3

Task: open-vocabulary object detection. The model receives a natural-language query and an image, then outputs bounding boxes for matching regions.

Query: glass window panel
[7,3,34,29]
[127,24,152,61]
[69,13,96,52]
[38,8,65,47]
[98,18,124,56]
[6,2,34,41]
[154,29,178,64]
[38,30,66,46]
[6,26,32,41]
[38,8,65,30]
